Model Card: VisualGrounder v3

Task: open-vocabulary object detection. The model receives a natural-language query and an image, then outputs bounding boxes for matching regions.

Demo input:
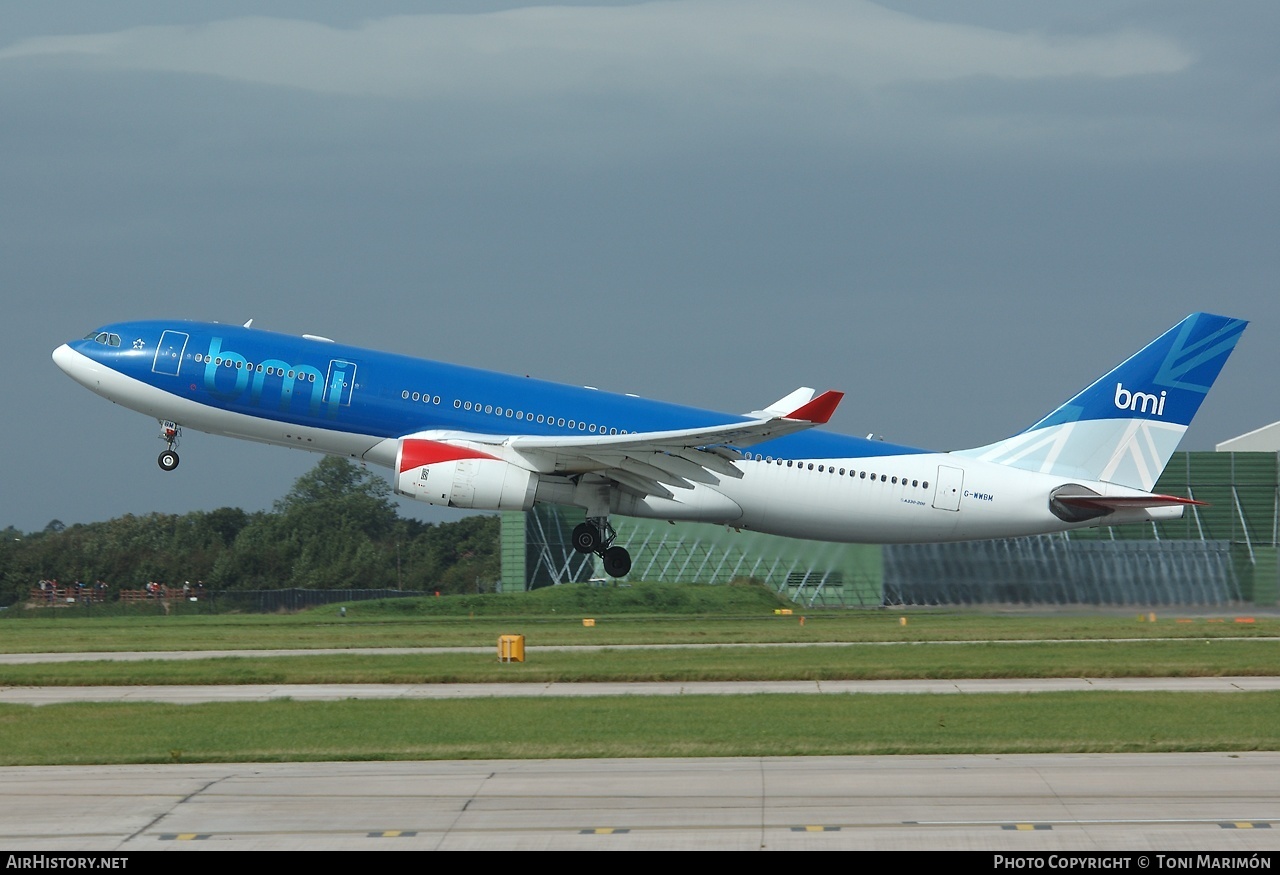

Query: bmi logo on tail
[1114,383,1167,416]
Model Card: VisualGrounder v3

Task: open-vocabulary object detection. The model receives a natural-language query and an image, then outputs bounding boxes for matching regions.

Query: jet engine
[394,438,538,511]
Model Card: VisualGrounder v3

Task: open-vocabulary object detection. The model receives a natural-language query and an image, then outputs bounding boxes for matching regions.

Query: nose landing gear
[571,518,632,578]
[157,421,181,471]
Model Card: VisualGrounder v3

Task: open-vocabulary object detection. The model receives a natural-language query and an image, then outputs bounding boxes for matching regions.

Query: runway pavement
[4,675,1280,704]
[2,637,1275,664]
[1,753,1277,851]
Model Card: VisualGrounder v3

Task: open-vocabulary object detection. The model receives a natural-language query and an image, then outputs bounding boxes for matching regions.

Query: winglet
[786,390,843,424]
[760,387,816,417]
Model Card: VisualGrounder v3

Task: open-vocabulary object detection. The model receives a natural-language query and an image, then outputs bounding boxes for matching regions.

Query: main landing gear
[157,421,181,471]
[571,517,632,578]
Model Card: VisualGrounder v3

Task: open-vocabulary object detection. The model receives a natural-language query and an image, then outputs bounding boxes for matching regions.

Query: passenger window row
[399,390,633,435]
[194,354,316,381]
[751,454,928,489]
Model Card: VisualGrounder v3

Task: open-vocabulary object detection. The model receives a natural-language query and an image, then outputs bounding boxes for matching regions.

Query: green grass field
[3,581,1273,652]
[2,639,1278,686]
[2,693,1277,766]
[2,584,1276,766]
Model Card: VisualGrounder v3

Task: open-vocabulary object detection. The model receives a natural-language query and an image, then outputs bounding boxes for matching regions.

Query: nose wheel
[571,519,631,578]
[157,421,181,471]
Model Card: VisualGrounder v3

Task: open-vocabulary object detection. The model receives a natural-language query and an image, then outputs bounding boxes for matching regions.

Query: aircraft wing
[407,388,843,501]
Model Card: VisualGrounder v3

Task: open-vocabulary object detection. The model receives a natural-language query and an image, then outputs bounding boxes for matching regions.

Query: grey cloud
[0,1,1193,100]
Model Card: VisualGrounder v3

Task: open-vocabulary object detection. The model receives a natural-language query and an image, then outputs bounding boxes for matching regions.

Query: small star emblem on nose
[133,339,145,349]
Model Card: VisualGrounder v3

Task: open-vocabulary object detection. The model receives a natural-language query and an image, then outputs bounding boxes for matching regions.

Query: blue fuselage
[66,320,927,463]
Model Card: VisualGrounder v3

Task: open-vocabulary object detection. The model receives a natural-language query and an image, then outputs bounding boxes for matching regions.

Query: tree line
[0,457,499,606]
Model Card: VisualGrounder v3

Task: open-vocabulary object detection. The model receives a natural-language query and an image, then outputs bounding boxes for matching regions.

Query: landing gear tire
[571,523,601,554]
[157,421,182,471]
[602,546,632,578]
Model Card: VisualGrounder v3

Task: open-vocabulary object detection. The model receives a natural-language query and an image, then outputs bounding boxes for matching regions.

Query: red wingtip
[786,390,843,424]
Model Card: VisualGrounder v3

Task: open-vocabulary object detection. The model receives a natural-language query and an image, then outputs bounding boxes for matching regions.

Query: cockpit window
[84,331,122,347]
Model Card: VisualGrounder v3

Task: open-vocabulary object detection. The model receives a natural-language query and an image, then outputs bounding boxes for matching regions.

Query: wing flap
[643,450,727,484]
[606,468,677,500]
[580,452,696,491]
[668,447,743,479]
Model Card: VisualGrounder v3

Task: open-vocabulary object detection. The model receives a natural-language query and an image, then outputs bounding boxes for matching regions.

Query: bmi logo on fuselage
[1114,382,1167,416]
[201,336,355,418]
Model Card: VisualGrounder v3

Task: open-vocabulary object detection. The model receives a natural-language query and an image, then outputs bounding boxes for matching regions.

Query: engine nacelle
[394,438,537,511]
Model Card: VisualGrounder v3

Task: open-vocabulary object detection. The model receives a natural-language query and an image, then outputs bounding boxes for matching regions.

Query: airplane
[53,312,1246,578]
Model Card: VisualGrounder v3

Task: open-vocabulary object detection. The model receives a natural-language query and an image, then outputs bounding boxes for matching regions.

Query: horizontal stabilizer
[1050,484,1205,523]
[1054,493,1206,511]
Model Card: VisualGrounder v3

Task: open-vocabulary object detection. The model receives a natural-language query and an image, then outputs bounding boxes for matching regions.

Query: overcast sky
[2,1,1276,532]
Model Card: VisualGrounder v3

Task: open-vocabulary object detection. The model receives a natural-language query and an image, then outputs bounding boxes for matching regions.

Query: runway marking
[159,833,209,841]
[368,830,418,837]
[1219,822,1271,829]
[1003,824,1052,831]
[579,828,630,835]
[791,825,841,832]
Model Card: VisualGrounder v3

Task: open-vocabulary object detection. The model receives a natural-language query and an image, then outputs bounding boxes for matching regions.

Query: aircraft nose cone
[53,342,102,390]
[52,343,76,375]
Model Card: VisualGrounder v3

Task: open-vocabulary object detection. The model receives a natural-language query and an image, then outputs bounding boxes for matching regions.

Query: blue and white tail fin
[954,313,1247,490]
